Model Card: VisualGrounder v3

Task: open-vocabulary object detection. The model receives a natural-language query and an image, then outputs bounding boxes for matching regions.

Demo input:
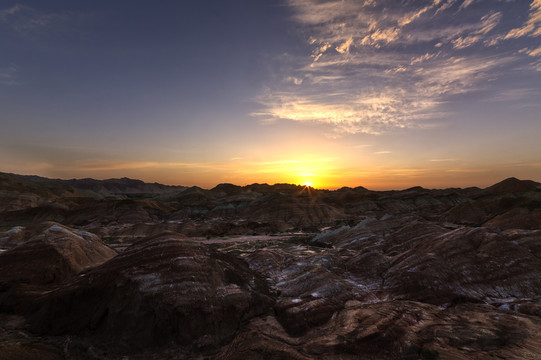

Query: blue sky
[1,0,540,189]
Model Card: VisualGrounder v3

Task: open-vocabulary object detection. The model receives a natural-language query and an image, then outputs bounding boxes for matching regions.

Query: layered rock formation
[26,233,273,357]
[0,174,541,359]
[0,223,116,315]
[211,220,541,359]
[2,173,540,241]
[0,223,116,286]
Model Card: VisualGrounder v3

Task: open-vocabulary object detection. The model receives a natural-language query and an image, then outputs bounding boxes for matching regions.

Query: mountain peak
[485,177,540,194]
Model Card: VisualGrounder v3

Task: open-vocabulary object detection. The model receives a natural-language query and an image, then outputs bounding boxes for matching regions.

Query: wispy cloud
[435,0,459,15]
[451,12,502,49]
[458,0,476,11]
[399,5,431,27]
[521,45,541,70]
[505,0,541,39]
[253,0,539,135]
[0,65,17,85]
[0,4,24,21]
[255,52,511,135]
[487,87,541,102]
[0,4,75,33]
[430,158,457,162]
[445,168,488,173]
[520,46,541,57]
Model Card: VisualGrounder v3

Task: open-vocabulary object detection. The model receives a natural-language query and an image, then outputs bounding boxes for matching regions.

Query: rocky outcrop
[216,218,541,359]
[383,227,541,304]
[28,233,274,355]
[247,246,355,336]
[2,174,540,237]
[1,175,541,359]
[484,207,541,230]
[63,177,186,197]
[302,219,541,305]
[0,223,116,290]
[0,173,78,212]
[0,342,63,360]
[0,222,116,316]
[440,178,541,229]
[0,226,26,249]
[484,177,540,195]
[216,300,541,360]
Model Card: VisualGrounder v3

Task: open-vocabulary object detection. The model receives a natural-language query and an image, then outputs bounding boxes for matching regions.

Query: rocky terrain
[1,172,541,359]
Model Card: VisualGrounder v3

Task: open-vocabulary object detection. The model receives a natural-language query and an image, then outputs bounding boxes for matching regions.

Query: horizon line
[1,171,537,193]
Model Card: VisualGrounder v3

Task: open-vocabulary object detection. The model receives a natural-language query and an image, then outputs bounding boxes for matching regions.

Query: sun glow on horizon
[294,172,320,189]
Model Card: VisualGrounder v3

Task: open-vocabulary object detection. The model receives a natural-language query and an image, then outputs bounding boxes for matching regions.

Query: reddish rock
[484,177,540,195]
[440,200,488,225]
[217,300,541,360]
[383,226,541,304]
[0,223,116,289]
[2,174,541,358]
[0,226,26,249]
[246,246,355,336]
[0,223,116,315]
[29,233,274,355]
[484,207,541,230]
[0,342,64,360]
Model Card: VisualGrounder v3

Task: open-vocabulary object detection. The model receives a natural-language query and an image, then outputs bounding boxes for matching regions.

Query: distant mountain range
[0,172,186,199]
[2,171,540,236]
[4,171,539,197]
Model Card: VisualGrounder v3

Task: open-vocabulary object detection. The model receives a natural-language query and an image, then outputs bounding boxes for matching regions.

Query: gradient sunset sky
[1,0,540,190]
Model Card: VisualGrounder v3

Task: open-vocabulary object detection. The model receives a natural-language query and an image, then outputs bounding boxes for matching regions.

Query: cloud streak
[0,4,75,33]
[505,0,541,39]
[0,65,17,85]
[451,11,502,49]
[253,0,540,135]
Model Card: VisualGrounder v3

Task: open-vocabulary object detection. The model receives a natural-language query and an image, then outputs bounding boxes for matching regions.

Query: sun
[293,168,319,188]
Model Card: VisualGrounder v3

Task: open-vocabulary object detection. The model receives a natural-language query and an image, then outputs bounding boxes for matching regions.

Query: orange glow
[12,148,541,191]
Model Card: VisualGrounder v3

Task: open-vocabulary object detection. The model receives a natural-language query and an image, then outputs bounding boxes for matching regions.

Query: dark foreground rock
[0,223,116,313]
[215,300,541,360]
[0,223,116,282]
[0,176,541,359]
[28,233,274,357]
[211,220,541,359]
[1,224,541,359]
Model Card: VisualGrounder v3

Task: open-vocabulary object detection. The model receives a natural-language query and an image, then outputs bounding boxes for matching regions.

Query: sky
[1,0,540,190]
